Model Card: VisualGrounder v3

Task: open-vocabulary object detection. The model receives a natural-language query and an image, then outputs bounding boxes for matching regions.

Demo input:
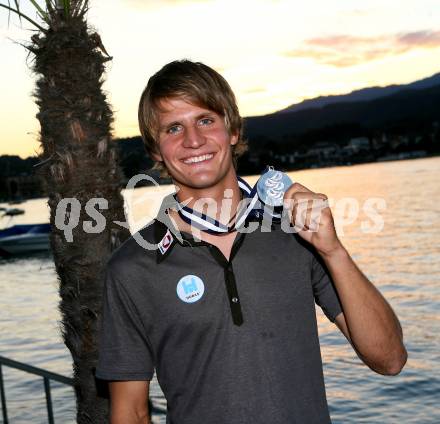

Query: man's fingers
[283,182,312,198]
[282,182,329,232]
[287,198,330,231]
[284,193,329,209]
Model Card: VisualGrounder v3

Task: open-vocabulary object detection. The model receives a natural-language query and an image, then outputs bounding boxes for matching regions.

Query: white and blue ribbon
[172,167,291,234]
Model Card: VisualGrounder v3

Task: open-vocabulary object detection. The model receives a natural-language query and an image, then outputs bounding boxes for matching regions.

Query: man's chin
[172,172,222,191]
[183,178,218,190]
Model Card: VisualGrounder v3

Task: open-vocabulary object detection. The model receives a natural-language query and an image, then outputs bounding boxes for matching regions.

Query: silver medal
[257,167,293,207]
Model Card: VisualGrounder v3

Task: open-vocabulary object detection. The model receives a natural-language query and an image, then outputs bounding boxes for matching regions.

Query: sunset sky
[1,0,439,158]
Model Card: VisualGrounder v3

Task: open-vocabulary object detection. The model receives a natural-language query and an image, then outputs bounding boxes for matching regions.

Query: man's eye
[199,117,214,126]
[167,125,181,134]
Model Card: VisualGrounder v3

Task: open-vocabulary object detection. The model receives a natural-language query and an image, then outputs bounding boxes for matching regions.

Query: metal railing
[0,355,74,424]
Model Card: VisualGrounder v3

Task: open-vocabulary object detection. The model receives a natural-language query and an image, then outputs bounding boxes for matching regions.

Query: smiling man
[96,60,407,424]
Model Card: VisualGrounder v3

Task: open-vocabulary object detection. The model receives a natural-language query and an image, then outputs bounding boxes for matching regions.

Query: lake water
[1,157,439,423]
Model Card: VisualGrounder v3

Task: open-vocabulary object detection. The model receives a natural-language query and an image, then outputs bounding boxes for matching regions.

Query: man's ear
[151,150,163,162]
[230,132,239,146]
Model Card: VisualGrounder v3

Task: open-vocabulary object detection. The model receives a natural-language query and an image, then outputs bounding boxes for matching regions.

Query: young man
[96,60,407,424]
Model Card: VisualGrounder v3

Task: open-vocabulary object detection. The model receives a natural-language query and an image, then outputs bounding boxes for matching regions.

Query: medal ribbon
[172,174,283,235]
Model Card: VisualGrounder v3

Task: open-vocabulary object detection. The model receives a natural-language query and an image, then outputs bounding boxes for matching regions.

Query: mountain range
[243,71,440,141]
[277,72,440,114]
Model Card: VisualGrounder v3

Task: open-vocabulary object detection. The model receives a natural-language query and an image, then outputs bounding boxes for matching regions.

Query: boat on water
[0,224,51,256]
[1,207,25,217]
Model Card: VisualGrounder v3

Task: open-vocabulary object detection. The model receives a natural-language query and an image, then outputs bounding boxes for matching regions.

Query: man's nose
[182,125,206,148]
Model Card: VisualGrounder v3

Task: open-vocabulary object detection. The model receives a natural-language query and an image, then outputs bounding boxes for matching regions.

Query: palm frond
[0,2,46,31]
[46,0,57,10]
[13,0,21,23]
[76,4,87,18]
[1,0,91,30]
[61,0,69,17]
[6,1,11,25]
[70,0,80,16]
[28,0,50,24]
[70,0,88,18]
[45,0,55,18]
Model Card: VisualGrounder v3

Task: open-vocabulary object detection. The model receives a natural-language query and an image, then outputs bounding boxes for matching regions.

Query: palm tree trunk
[31,13,130,423]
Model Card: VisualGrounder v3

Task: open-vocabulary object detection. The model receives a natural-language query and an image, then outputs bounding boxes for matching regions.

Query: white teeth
[183,153,213,164]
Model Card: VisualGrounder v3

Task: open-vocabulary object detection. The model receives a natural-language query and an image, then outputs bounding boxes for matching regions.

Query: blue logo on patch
[176,275,205,303]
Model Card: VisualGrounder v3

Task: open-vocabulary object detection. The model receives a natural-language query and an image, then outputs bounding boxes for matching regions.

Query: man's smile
[181,153,215,165]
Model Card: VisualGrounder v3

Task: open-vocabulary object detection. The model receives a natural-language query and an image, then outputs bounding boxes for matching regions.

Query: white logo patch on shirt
[176,275,205,303]
[158,229,173,255]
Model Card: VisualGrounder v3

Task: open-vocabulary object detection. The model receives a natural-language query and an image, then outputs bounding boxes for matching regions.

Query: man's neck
[174,174,242,226]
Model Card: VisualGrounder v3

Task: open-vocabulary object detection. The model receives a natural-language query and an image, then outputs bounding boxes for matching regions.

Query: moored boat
[2,208,25,217]
[0,224,50,256]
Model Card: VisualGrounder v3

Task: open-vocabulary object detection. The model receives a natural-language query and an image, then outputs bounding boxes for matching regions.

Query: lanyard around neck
[172,168,292,235]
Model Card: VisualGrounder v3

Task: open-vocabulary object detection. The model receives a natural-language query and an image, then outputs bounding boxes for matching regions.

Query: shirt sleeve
[96,267,154,381]
[311,251,343,322]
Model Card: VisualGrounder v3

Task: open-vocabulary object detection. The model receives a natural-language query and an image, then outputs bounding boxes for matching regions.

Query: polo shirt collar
[153,193,209,264]
[153,192,261,264]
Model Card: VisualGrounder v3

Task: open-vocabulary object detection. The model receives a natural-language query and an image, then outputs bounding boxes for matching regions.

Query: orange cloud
[284,30,440,67]
[397,30,440,47]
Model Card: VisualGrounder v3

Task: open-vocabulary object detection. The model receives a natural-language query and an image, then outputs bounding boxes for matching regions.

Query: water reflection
[1,157,439,423]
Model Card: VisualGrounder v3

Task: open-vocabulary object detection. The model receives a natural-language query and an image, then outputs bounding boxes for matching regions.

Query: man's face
[153,97,238,193]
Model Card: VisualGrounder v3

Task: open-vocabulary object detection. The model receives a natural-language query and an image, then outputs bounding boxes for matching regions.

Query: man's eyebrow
[196,112,216,120]
[159,120,180,131]
[159,112,216,131]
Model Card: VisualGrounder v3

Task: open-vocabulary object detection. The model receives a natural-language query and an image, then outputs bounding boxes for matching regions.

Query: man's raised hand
[283,182,342,257]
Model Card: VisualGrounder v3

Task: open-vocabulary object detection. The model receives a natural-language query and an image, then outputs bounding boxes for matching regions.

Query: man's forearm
[111,410,150,424]
[320,244,407,375]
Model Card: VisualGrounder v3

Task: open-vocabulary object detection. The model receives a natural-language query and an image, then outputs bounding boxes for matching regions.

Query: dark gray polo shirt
[96,201,342,424]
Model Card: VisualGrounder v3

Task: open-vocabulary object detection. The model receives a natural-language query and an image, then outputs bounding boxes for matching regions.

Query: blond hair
[138,60,247,176]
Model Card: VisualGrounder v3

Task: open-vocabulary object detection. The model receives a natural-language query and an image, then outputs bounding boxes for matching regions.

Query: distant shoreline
[1,154,438,205]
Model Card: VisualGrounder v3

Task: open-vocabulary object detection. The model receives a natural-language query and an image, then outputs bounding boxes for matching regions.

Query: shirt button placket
[224,264,243,326]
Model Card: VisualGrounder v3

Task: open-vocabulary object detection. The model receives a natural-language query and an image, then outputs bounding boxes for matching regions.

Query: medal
[173,177,258,234]
[257,166,293,207]
[171,166,292,234]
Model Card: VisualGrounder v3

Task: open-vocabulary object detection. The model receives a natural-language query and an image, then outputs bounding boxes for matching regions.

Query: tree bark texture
[31,15,130,423]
